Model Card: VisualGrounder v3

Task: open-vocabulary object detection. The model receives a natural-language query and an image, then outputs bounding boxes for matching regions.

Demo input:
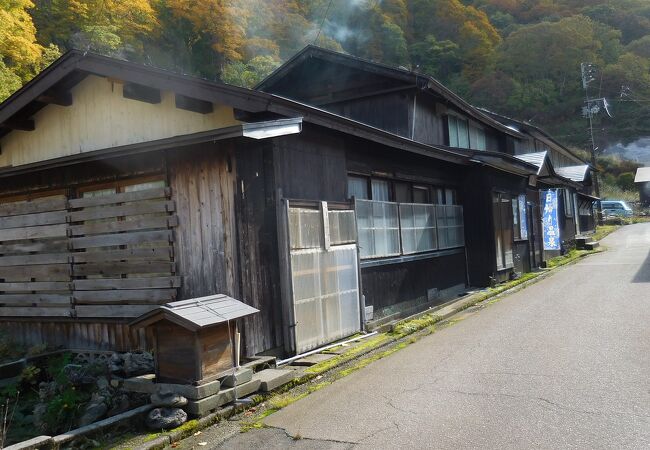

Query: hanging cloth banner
[541,190,560,250]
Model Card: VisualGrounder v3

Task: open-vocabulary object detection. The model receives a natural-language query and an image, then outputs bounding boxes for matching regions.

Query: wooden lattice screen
[0,187,179,319]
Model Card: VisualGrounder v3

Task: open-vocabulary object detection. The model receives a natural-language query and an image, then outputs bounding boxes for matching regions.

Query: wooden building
[0,46,596,359]
[635,167,650,207]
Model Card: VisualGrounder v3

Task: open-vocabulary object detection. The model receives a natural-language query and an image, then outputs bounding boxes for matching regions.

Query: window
[371,179,390,201]
[355,199,401,258]
[512,197,520,240]
[518,195,528,240]
[348,176,369,200]
[412,186,429,204]
[493,193,514,270]
[399,203,437,254]
[563,189,574,217]
[436,205,465,249]
[394,182,412,203]
[449,116,486,150]
[448,116,459,147]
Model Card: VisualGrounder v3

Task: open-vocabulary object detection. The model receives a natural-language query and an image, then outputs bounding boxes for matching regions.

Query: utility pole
[581,62,602,223]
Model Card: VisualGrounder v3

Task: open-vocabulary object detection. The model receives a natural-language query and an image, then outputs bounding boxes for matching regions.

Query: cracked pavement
[211,224,650,449]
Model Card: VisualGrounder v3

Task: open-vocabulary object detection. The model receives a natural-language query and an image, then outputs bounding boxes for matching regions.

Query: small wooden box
[131,294,259,385]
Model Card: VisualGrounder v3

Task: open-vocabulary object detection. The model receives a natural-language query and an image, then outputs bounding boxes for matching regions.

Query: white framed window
[436,205,465,249]
[399,203,437,254]
[355,199,401,259]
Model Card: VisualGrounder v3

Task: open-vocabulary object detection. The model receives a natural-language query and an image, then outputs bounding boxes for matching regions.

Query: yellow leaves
[167,0,249,61]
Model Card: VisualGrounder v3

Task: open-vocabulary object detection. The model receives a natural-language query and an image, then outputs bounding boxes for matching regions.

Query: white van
[601,200,633,217]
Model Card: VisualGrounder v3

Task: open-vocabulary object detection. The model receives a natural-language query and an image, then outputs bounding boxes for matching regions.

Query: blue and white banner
[541,190,560,250]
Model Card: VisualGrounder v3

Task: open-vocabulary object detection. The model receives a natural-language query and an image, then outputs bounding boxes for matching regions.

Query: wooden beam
[1,119,35,131]
[175,94,213,114]
[37,91,73,107]
[122,82,161,104]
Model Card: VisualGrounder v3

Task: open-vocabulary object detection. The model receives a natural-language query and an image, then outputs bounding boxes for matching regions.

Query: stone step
[185,378,262,416]
[219,367,253,388]
[290,353,336,367]
[252,369,296,392]
[585,241,600,250]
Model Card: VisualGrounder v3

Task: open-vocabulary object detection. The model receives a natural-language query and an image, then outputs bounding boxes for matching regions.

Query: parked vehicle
[601,200,633,217]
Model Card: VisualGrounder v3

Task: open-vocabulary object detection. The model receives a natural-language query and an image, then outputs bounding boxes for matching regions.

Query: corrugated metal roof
[514,151,547,175]
[635,167,650,183]
[131,294,259,331]
[556,165,590,182]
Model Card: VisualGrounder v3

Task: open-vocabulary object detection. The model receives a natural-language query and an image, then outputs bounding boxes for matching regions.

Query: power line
[314,0,334,44]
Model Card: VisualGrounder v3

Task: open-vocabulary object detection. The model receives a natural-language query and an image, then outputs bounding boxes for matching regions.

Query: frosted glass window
[399,203,437,254]
[355,199,400,259]
[289,208,323,250]
[469,125,486,150]
[457,119,469,148]
[448,116,459,147]
[436,205,465,249]
[371,179,390,201]
[328,210,356,245]
[348,176,368,200]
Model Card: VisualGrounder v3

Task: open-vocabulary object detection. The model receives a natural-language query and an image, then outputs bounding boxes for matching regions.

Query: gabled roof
[0,50,537,179]
[256,45,525,139]
[634,167,650,183]
[556,165,591,182]
[514,151,549,176]
[478,108,590,166]
[130,294,259,331]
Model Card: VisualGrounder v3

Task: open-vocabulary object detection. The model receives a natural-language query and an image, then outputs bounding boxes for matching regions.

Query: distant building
[634,167,650,207]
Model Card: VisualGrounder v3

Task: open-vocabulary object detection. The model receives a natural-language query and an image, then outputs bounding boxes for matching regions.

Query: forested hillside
[2,0,650,152]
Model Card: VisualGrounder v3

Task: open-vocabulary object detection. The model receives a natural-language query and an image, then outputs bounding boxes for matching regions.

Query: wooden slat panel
[0,224,67,242]
[0,294,71,305]
[68,200,175,222]
[73,276,181,290]
[69,216,178,236]
[74,305,157,318]
[72,261,174,277]
[71,247,173,263]
[0,264,71,281]
[70,230,173,249]
[0,307,72,317]
[73,289,177,303]
[0,253,70,267]
[68,187,170,208]
[0,210,67,230]
[0,281,70,291]
[0,196,67,217]
[0,239,68,255]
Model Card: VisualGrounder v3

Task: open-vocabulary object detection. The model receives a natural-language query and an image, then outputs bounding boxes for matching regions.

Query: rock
[122,352,154,377]
[107,392,131,417]
[38,381,57,401]
[33,402,48,433]
[151,391,188,407]
[109,353,124,374]
[63,364,95,386]
[145,407,187,430]
[96,376,109,391]
[78,394,108,426]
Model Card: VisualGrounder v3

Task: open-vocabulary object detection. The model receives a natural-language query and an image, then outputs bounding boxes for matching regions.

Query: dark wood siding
[412,94,444,146]
[326,91,413,140]
[168,143,239,301]
[362,252,466,317]
[462,167,528,287]
[235,139,283,356]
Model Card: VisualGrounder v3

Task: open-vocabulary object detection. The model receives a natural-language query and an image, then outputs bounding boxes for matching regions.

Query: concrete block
[290,353,336,367]
[241,355,277,370]
[585,241,600,250]
[219,367,253,388]
[154,380,221,400]
[3,435,51,450]
[185,379,261,416]
[122,374,156,393]
[252,369,295,392]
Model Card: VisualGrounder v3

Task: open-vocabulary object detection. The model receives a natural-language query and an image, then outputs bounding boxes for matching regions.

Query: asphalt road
[219,224,650,449]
